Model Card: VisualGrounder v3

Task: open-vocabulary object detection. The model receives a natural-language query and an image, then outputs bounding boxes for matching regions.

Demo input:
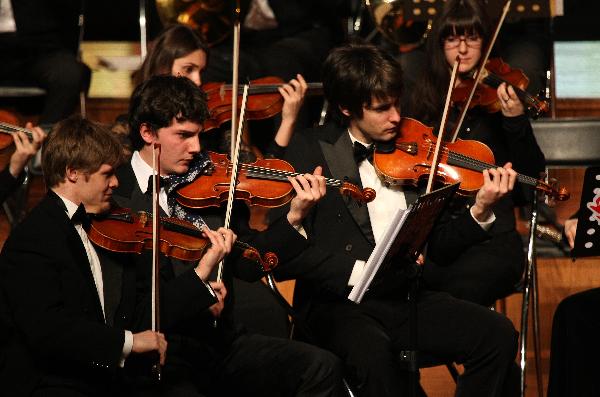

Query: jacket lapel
[43,194,105,322]
[319,126,376,245]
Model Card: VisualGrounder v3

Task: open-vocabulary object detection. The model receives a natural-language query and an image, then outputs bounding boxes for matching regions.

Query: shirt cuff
[348,260,366,286]
[120,330,133,368]
[292,223,308,239]
[470,206,496,231]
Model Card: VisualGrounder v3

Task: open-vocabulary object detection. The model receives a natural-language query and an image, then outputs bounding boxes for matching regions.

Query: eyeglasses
[443,35,482,49]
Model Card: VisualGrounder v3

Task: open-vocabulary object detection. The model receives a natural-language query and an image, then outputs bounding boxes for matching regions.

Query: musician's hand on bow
[195,227,237,280]
[275,74,307,148]
[132,330,168,365]
[498,83,524,118]
[564,218,578,249]
[286,166,326,227]
[8,123,46,177]
[208,281,227,318]
[471,162,517,222]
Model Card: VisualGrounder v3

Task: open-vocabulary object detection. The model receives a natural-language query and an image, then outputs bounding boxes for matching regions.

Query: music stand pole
[399,262,422,397]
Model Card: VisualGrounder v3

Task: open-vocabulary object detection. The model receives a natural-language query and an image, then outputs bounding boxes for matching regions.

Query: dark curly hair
[128,75,209,151]
[322,41,403,125]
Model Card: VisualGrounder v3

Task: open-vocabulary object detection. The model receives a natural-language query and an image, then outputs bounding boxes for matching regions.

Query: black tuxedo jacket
[271,123,492,314]
[0,192,141,396]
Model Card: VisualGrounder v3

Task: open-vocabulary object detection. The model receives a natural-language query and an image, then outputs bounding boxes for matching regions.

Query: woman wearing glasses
[406,0,546,307]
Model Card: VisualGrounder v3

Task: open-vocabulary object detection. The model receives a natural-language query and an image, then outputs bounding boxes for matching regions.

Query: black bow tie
[146,175,169,195]
[71,204,91,228]
[353,141,374,164]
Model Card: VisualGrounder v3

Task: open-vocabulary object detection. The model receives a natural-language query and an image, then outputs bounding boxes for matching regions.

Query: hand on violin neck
[497,83,525,118]
[286,166,326,227]
[8,123,46,177]
[208,281,227,318]
[472,162,517,222]
[275,74,308,148]
[195,227,237,281]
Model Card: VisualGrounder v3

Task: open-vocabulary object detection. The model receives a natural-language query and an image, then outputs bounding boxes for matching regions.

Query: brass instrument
[155,0,232,46]
[365,0,433,53]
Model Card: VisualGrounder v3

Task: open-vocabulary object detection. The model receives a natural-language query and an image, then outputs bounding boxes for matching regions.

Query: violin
[0,110,23,170]
[202,76,323,132]
[373,117,570,202]
[87,207,279,272]
[451,58,549,119]
[175,151,376,209]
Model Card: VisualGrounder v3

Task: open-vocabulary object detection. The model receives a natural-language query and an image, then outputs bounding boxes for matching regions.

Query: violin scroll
[240,246,279,272]
[339,182,376,204]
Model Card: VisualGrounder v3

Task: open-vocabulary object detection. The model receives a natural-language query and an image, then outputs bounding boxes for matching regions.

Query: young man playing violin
[270,42,521,396]
[407,0,546,307]
[0,116,167,397]
[112,74,346,396]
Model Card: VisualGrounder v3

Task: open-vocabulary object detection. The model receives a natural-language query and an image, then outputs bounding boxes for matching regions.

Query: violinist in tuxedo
[0,116,166,397]
[271,42,520,396]
[110,75,346,396]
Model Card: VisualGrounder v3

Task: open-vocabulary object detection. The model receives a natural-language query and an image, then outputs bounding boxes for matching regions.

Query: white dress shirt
[55,192,133,366]
[131,151,170,215]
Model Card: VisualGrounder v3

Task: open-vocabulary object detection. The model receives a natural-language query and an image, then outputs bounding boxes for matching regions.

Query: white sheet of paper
[348,206,410,303]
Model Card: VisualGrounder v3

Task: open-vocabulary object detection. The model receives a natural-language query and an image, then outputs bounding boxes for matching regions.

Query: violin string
[0,121,34,137]
[233,163,343,187]
[418,142,539,186]
[483,74,536,106]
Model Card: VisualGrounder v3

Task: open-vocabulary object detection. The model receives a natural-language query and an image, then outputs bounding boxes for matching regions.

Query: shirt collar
[53,191,81,219]
[347,130,373,149]
[131,150,156,194]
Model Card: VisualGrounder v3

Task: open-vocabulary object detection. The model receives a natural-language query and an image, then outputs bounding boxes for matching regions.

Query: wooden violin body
[374,117,495,195]
[176,151,376,209]
[374,118,569,202]
[451,58,549,118]
[202,77,323,132]
[88,207,279,271]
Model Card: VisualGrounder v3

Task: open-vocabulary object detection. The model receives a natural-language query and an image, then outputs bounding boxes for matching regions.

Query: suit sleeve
[0,236,124,370]
[267,131,359,295]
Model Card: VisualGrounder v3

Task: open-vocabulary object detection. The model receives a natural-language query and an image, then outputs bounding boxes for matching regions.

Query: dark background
[83,0,600,43]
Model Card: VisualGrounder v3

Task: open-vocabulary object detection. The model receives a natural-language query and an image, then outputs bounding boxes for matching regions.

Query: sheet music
[348,206,410,303]
[348,183,460,303]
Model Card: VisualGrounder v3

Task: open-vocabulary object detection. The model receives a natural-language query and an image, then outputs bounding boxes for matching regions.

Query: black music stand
[573,167,600,257]
[348,182,460,397]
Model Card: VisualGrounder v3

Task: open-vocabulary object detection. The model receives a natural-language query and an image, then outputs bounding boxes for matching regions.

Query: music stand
[573,167,600,257]
[348,182,460,397]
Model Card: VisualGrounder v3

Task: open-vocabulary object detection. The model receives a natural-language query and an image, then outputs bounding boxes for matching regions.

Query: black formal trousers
[547,287,600,397]
[272,123,520,396]
[112,161,347,397]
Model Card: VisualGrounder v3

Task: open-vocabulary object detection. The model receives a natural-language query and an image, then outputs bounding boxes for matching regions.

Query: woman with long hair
[119,24,306,159]
[407,0,546,306]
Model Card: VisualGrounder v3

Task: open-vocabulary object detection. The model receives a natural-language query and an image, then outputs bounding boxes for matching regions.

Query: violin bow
[150,143,162,380]
[449,0,512,143]
[426,58,461,194]
[229,0,242,157]
[216,83,250,283]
